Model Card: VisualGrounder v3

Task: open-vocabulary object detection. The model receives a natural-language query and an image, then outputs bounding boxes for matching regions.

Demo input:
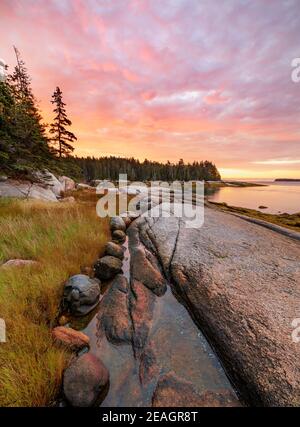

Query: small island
[274,179,300,182]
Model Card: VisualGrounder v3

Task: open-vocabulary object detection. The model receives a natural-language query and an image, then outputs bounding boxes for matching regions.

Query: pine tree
[50,87,77,157]
[3,47,53,176]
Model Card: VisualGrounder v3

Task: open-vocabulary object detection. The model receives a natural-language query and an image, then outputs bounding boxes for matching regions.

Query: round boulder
[105,242,125,260]
[110,216,126,232]
[63,274,101,317]
[52,326,89,352]
[63,353,109,406]
[94,256,122,281]
[112,230,126,244]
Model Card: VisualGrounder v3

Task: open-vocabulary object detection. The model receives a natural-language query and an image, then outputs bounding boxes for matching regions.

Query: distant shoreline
[274,179,300,182]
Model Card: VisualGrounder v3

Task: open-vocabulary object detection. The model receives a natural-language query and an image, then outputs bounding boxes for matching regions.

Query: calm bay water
[207,181,300,214]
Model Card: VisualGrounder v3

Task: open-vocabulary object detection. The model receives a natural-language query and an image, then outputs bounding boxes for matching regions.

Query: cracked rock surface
[138,207,300,407]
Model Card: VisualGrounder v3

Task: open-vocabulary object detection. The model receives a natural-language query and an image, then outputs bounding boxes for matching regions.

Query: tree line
[74,156,221,182]
[0,48,221,182]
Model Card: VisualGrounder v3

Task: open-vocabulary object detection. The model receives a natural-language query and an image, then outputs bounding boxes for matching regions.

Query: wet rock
[139,341,160,386]
[94,256,122,281]
[131,246,167,296]
[52,326,89,351]
[129,279,156,357]
[112,230,126,244]
[105,242,125,260]
[64,274,101,316]
[63,353,109,406]
[258,205,268,209]
[128,223,167,296]
[98,274,132,344]
[110,216,126,232]
[140,209,300,406]
[0,175,8,182]
[152,373,240,407]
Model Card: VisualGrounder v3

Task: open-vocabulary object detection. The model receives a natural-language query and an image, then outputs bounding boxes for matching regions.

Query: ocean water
[207,181,300,214]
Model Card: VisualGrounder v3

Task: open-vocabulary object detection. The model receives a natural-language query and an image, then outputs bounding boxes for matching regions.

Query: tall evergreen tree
[50,87,77,157]
[2,47,52,176]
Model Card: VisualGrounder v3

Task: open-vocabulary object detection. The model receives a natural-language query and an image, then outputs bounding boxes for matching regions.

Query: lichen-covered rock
[105,241,125,260]
[110,216,126,232]
[63,274,101,316]
[52,326,89,351]
[94,256,122,281]
[63,353,109,406]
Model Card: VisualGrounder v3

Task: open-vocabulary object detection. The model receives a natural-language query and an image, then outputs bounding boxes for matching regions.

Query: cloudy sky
[1,0,300,178]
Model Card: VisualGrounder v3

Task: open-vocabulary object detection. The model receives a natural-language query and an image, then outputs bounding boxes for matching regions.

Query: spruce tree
[3,47,52,176]
[50,87,77,157]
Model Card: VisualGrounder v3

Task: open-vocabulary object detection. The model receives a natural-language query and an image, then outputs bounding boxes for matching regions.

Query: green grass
[0,196,110,406]
[209,201,300,232]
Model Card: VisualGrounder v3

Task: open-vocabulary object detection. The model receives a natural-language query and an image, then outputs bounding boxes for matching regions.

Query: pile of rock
[93,214,133,282]
[53,212,141,407]
[52,212,145,406]
[53,273,108,407]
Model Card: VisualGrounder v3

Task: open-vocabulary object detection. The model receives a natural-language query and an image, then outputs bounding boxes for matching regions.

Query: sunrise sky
[1,0,300,179]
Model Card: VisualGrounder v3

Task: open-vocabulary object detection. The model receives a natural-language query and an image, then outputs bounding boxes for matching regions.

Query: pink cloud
[0,0,299,177]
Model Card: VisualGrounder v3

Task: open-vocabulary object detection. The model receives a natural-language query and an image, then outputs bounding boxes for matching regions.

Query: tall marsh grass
[0,197,109,406]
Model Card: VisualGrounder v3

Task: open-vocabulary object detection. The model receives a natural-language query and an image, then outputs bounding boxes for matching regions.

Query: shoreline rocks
[0,179,59,202]
[137,208,300,406]
[0,172,76,202]
[52,326,89,352]
[110,216,126,232]
[63,274,101,317]
[104,242,125,260]
[112,230,126,244]
[152,373,241,407]
[94,256,122,281]
[63,353,109,407]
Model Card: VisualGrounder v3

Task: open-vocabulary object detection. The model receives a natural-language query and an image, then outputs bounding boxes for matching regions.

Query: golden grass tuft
[0,197,110,406]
